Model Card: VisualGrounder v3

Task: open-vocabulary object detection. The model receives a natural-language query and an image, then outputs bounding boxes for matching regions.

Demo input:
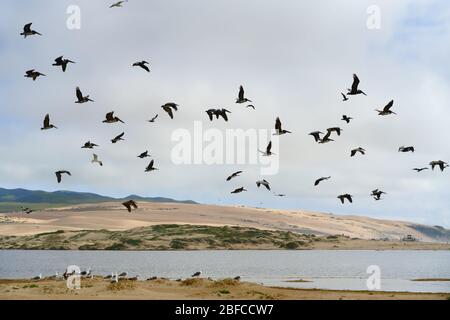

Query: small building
[402,234,417,242]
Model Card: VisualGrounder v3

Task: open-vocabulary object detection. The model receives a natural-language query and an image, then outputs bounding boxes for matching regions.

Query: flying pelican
[25,69,46,81]
[81,141,98,149]
[161,103,178,119]
[309,131,323,143]
[41,114,57,130]
[347,74,366,96]
[191,271,201,278]
[371,189,386,201]
[110,1,127,8]
[138,151,151,158]
[256,179,270,191]
[341,115,353,124]
[246,104,255,110]
[413,167,428,172]
[145,159,158,172]
[314,176,331,186]
[429,160,448,172]
[55,170,71,183]
[398,146,414,153]
[91,154,103,166]
[21,23,42,38]
[341,93,349,101]
[231,187,247,194]
[52,56,75,72]
[103,111,125,124]
[337,194,353,204]
[132,60,150,72]
[75,87,94,103]
[226,171,242,181]
[111,132,125,143]
[122,200,138,213]
[351,147,366,157]
[236,85,252,104]
[274,117,291,135]
[376,100,396,116]
[259,141,275,156]
[148,114,158,122]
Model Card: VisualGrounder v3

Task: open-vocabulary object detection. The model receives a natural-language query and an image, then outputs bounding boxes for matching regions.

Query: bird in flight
[111,132,125,143]
[347,74,366,96]
[91,154,103,166]
[413,167,428,172]
[256,179,270,191]
[138,151,151,159]
[429,160,448,172]
[309,131,324,143]
[246,104,255,110]
[55,170,71,183]
[103,111,125,124]
[351,147,366,157]
[24,69,46,81]
[52,56,75,72]
[122,200,138,213]
[371,189,386,201]
[110,1,127,8]
[206,108,231,122]
[341,93,349,101]
[145,160,158,172]
[314,176,331,186]
[148,114,158,123]
[319,131,334,144]
[398,146,414,153]
[231,187,247,194]
[226,171,242,181]
[337,194,353,204]
[327,127,343,137]
[81,141,98,149]
[161,103,178,119]
[75,87,94,103]
[236,85,252,104]
[376,100,396,116]
[259,141,275,156]
[341,115,353,124]
[274,117,291,135]
[21,23,41,38]
[274,193,286,197]
[132,60,150,72]
[41,114,57,130]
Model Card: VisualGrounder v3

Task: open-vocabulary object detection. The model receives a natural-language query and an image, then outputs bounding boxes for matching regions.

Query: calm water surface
[1,250,449,293]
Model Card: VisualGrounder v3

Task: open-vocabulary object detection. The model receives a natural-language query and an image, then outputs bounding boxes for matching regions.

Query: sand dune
[1,202,448,243]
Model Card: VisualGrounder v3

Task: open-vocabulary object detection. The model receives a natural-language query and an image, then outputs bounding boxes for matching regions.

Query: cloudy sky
[1,0,449,227]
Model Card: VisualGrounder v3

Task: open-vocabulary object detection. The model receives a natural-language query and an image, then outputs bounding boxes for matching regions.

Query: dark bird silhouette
[274,117,291,135]
[148,114,158,122]
[191,271,201,277]
[314,176,331,186]
[259,141,275,156]
[337,194,353,204]
[309,131,323,143]
[327,127,343,136]
[236,85,251,104]
[110,1,126,8]
[91,154,103,166]
[430,160,448,172]
[376,100,396,116]
[138,151,150,159]
[371,189,386,201]
[231,187,247,194]
[75,87,94,103]
[234,276,241,281]
[351,147,366,157]
[206,108,231,121]
[274,193,286,197]
[205,109,216,121]
[55,170,71,183]
[341,115,353,124]
[81,141,98,149]
[161,103,178,119]
[398,146,414,153]
[111,132,125,143]
[246,104,255,110]
[145,159,158,172]
[122,200,138,213]
[103,111,125,124]
[256,179,270,191]
[21,23,41,38]
[53,56,75,72]
[226,171,242,181]
[413,167,428,172]
[319,131,334,144]
[341,93,349,101]
[132,60,150,72]
[41,114,57,130]
[347,74,366,96]
[25,69,46,81]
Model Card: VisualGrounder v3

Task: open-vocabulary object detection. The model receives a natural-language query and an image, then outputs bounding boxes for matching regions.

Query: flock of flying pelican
[19,5,448,214]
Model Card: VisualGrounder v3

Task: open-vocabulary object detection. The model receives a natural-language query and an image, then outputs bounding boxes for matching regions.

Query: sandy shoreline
[1,278,448,300]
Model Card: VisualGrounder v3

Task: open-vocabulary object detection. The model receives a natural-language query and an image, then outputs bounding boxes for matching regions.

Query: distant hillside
[0,188,196,212]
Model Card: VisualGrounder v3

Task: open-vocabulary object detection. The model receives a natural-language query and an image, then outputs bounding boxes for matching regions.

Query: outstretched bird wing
[238,86,244,100]
[383,100,394,112]
[266,141,272,153]
[24,23,32,32]
[275,117,282,132]
[105,112,114,121]
[43,114,50,127]
[351,74,360,92]
[55,172,62,183]
[76,87,83,101]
